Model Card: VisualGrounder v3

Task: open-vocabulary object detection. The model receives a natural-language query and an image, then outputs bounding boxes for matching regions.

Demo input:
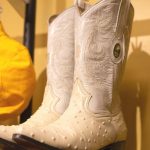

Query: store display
[0,4,75,148]
[13,0,134,150]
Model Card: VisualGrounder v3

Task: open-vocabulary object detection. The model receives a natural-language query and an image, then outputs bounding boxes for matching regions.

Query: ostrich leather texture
[0,7,75,141]
[15,0,134,149]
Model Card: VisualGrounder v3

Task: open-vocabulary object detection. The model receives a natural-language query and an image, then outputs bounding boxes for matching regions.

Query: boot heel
[101,141,126,150]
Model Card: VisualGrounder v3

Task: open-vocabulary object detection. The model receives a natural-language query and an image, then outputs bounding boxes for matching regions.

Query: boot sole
[0,138,26,150]
[101,141,126,150]
[13,134,61,150]
[13,134,125,150]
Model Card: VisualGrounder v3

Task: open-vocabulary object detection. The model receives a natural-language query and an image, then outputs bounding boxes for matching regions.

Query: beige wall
[0,0,150,150]
[121,0,150,150]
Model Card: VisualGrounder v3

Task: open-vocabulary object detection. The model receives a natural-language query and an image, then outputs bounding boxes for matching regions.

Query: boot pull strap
[74,0,85,9]
[115,0,130,32]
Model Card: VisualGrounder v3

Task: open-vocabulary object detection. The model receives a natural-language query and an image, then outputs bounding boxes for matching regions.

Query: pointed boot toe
[13,134,126,150]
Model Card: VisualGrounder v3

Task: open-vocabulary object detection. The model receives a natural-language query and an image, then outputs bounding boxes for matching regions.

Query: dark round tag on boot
[113,43,121,58]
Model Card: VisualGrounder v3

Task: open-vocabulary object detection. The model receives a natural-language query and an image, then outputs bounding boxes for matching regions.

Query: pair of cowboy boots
[0,0,134,149]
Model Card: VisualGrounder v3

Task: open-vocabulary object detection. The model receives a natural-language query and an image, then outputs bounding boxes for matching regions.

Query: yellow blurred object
[0,22,36,121]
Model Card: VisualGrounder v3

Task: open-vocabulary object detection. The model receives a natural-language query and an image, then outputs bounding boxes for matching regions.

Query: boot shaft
[41,7,75,114]
[74,0,134,114]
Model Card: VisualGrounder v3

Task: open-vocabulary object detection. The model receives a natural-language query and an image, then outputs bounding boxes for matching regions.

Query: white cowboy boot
[0,6,75,147]
[13,0,134,149]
